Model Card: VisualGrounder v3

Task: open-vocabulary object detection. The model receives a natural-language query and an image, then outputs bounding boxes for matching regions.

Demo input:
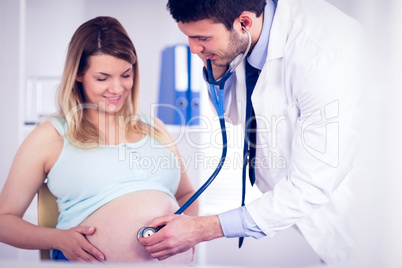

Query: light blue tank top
[46,115,180,230]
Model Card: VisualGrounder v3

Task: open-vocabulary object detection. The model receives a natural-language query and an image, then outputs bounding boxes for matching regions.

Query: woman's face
[77,54,134,115]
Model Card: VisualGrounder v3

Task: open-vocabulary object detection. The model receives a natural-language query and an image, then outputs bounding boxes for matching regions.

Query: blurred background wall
[0,0,401,267]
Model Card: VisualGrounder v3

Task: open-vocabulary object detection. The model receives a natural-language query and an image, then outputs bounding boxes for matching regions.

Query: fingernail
[99,255,105,261]
[89,227,94,232]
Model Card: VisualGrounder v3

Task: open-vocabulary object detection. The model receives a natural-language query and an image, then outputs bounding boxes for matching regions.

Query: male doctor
[139,0,362,263]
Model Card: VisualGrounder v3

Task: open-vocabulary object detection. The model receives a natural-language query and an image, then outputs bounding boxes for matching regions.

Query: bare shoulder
[19,121,64,169]
[1,121,64,214]
[23,121,63,147]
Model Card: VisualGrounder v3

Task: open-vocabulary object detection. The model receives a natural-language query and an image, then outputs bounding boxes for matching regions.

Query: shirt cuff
[218,206,266,239]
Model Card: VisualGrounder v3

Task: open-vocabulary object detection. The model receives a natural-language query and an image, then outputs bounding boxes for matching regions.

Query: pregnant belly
[79,191,193,264]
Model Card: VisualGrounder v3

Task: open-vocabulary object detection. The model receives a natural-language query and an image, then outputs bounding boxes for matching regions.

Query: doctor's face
[178,19,249,68]
[76,54,134,116]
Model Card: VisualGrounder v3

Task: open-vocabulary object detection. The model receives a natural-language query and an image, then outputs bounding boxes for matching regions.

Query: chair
[37,183,59,260]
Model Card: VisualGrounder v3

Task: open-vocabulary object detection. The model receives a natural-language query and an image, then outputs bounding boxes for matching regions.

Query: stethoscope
[137,24,252,240]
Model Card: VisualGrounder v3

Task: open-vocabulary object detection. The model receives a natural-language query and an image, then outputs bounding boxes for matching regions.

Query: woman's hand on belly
[79,191,193,264]
[56,225,105,262]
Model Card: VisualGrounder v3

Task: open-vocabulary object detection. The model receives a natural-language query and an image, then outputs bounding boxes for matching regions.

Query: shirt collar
[247,0,277,70]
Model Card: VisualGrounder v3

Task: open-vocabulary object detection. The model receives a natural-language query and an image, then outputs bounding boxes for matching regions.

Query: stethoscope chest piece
[137,226,157,241]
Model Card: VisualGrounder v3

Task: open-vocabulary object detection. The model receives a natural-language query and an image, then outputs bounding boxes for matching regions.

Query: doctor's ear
[240,20,252,34]
[238,13,253,30]
[76,75,83,83]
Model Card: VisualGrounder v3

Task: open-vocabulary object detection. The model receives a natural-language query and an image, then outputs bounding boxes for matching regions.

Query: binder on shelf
[157,44,205,126]
[188,53,203,126]
[157,44,190,125]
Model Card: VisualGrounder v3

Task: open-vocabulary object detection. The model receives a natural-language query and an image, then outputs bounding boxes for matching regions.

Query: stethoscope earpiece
[241,22,246,30]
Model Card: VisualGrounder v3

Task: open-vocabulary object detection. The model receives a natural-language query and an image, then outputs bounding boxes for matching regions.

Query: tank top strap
[138,113,155,127]
[48,116,68,136]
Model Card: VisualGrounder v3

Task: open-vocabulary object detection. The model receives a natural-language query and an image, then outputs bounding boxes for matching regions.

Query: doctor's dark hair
[167,0,266,30]
[58,16,167,147]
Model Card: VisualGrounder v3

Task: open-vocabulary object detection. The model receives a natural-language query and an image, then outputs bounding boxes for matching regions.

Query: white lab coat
[222,0,363,263]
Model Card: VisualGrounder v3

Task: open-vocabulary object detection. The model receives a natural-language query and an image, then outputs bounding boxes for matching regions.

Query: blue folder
[188,53,203,126]
[157,44,190,125]
[157,44,203,126]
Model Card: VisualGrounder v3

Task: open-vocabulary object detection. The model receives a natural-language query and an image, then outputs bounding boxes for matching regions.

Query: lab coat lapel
[233,0,292,124]
[251,0,291,112]
[233,59,247,125]
[267,0,290,61]
[248,0,299,190]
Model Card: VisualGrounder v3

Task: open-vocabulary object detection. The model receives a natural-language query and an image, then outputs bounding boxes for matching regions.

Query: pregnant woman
[0,16,198,264]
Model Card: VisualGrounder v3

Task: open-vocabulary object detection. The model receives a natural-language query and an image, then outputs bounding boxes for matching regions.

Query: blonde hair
[57,16,167,147]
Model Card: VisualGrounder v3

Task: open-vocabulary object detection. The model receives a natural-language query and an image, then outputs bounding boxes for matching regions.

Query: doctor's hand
[56,226,105,262]
[138,214,224,261]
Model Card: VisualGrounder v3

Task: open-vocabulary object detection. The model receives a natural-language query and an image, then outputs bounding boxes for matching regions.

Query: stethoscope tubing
[137,88,227,240]
[175,110,227,215]
[137,25,251,240]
